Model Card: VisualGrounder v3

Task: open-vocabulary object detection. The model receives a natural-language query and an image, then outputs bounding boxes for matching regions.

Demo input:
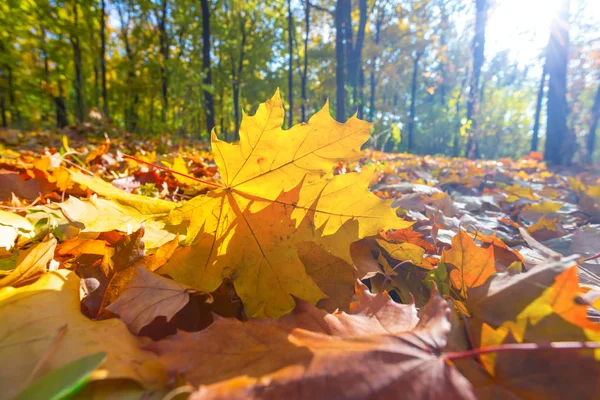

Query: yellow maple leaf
[159,91,411,318]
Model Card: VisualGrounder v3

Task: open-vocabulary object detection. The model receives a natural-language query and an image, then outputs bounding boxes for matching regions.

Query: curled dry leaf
[0,237,57,288]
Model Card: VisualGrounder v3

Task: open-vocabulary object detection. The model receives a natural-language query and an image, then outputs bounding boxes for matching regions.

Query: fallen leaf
[0,237,57,288]
[0,270,166,399]
[148,289,475,400]
[106,266,196,334]
[160,92,410,317]
[442,231,496,297]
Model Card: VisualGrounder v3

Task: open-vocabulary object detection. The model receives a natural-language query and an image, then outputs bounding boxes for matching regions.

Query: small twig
[122,154,225,189]
[444,341,600,361]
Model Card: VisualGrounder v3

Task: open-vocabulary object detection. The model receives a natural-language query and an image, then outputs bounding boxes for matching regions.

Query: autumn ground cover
[1,94,600,399]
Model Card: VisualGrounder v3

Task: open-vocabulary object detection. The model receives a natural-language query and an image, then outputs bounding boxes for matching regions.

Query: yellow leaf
[0,237,57,288]
[160,92,411,318]
[442,231,495,298]
[504,184,540,203]
[172,155,198,186]
[0,270,166,399]
[0,210,35,251]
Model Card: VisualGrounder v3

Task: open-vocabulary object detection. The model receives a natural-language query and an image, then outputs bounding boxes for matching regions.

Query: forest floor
[1,123,600,399]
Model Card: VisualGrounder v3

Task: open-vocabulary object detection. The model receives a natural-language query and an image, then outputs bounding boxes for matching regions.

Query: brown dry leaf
[442,231,496,298]
[81,227,146,318]
[0,237,57,288]
[106,266,196,334]
[148,289,475,400]
[0,270,166,399]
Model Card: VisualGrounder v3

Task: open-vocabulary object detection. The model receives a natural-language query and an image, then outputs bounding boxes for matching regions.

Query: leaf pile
[1,93,600,399]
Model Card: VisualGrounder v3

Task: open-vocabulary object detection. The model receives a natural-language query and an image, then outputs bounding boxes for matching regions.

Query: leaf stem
[122,154,225,188]
[444,341,600,361]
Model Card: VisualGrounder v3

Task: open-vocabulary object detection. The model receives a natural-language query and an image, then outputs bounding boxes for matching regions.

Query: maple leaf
[442,231,496,298]
[159,92,411,318]
[461,257,600,399]
[147,287,475,400]
[0,270,166,399]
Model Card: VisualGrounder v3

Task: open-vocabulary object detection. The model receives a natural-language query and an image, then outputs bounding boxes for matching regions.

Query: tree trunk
[348,0,367,114]
[200,0,215,136]
[55,83,69,128]
[544,0,570,165]
[0,97,6,127]
[287,0,294,128]
[70,1,85,124]
[159,0,169,124]
[586,83,600,162]
[531,58,548,152]
[232,18,247,140]
[369,16,382,122]
[334,0,349,121]
[465,0,488,159]
[300,1,310,122]
[100,0,109,117]
[407,52,423,153]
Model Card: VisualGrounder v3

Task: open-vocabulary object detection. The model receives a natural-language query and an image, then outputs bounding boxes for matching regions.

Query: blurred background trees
[0,0,599,163]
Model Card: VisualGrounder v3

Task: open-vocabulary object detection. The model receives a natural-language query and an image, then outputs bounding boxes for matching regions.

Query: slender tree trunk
[369,17,382,121]
[300,1,310,122]
[232,18,247,140]
[0,97,6,127]
[159,0,169,124]
[531,58,548,152]
[465,0,488,159]
[55,83,69,128]
[287,0,294,128]
[200,0,215,136]
[334,0,349,121]
[100,0,108,117]
[40,26,53,123]
[407,52,423,153]
[70,1,85,124]
[586,83,600,162]
[348,0,367,115]
[545,0,570,165]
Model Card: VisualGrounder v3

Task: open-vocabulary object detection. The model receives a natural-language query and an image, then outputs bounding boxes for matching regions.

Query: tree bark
[158,0,169,124]
[465,0,488,159]
[544,0,570,165]
[200,0,214,135]
[287,0,294,128]
[407,52,423,153]
[300,1,310,122]
[70,1,85,124]
[531,58,548,152]
[586,83,600,162]
[100,0,108,117]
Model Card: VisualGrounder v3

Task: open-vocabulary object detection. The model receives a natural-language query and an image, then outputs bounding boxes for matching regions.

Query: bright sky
[486,0,600,66]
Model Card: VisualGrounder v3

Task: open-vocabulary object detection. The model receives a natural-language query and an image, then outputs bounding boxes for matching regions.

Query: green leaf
[16,352,107,400]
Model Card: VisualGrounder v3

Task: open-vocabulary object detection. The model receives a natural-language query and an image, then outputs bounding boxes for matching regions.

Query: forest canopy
[0,0,599,163]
